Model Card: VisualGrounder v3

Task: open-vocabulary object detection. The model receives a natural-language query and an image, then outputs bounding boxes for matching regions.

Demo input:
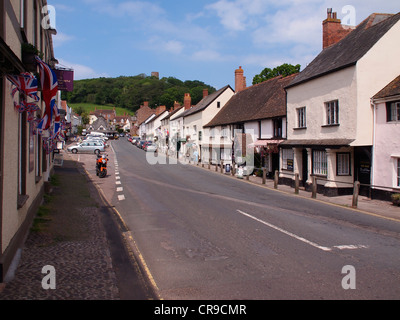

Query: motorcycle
[96,154,108,178]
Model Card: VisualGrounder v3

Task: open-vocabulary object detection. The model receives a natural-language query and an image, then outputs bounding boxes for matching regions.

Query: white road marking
[237,210,368,252]
[116,181,121,185]
[117,187,124,192]
[333,245,369,250]
[116,176,121,180]
[118,194,125,201]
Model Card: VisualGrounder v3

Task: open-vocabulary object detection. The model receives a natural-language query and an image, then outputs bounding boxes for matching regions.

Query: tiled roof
[373,75,400,99]
[287,13,400,88]
[183,85,233,117]
[204,74,297,127]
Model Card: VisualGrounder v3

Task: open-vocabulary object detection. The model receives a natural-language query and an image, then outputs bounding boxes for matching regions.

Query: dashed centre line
[113,157,124,200]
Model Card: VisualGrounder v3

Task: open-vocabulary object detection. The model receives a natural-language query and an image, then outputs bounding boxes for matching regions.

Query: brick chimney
[141,101,149,108]
[203,89,208,98]
[184,93,191,110]
[173,101,181,111]
[323,8,353,49]
[156,105,166,115]
[235,66,246,93]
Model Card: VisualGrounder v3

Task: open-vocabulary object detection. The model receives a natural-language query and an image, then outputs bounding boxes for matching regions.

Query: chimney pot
[235,66,246,93]
[322,8,353,49]
[184,93,192,110]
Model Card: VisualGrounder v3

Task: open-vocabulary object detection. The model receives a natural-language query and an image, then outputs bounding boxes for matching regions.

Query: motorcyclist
[96,154,108,176]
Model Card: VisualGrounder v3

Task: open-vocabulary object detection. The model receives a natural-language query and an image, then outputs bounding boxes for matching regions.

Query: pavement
[0,141,399,300]
[0,145,155,300]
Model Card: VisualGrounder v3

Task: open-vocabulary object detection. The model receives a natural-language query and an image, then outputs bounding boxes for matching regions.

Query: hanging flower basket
[21,43,43,73]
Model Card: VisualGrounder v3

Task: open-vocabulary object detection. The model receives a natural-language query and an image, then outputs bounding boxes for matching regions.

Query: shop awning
[251,139,284,147]
[280,139,355,148]
[200,143,232,148]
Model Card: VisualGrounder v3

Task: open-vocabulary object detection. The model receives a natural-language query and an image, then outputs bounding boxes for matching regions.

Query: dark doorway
[302,149,308,187]
[354,146,372,197]
[272,152,279,176]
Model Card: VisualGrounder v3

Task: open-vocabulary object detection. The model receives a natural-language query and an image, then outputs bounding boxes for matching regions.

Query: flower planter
[22,52,37,72]
[391,194,400,206]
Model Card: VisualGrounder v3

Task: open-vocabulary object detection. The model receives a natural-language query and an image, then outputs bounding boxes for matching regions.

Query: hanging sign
[54,68,74,92]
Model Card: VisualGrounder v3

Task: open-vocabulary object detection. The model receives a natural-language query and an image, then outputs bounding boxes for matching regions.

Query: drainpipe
[370,98,376,191]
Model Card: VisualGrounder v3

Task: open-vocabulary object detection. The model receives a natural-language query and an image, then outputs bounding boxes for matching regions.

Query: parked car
[142,141,153,150]
[67,141,105,154]
[138,140,148,149]
[145,143,157,152]
[83,139,108,149]
[84,137,108,146]
[131,137,140,145]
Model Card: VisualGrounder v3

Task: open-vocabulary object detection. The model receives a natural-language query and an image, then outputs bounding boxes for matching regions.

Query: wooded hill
[61,74,216,113]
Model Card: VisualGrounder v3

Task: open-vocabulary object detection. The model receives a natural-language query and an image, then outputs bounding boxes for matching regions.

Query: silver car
[67,141,105,154]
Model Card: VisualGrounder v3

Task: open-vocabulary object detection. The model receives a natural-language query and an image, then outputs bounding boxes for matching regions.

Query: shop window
[313,150,327,176]
[282,148,294,171]
[337,153,351,176]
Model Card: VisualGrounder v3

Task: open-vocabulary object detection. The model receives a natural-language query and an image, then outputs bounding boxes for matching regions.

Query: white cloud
[56,59,108,80]
[206,0,248,31]
[164,40,185,55]
[53,32,75,48]
[252,9,321,47]
[191,49,226,62]
[52,3,75,12]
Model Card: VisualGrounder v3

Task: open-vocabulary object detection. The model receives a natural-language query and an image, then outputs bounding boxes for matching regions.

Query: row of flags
[6,56,65,153]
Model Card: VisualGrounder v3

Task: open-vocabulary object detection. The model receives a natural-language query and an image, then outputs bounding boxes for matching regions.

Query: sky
[50,0,399,90]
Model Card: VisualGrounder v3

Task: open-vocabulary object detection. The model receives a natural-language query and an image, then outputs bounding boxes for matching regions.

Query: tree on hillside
[74,106,85,116]
[61,74,216,112]
[252,63,301,85]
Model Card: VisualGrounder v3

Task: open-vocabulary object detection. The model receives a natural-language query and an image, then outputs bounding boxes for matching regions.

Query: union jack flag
[6,72,40,112]
[35,57,58,133]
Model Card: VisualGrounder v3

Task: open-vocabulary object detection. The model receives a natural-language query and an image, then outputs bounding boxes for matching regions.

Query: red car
[142,141,152,150]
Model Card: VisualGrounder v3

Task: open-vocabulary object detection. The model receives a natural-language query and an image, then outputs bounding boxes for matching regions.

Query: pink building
[372,75,400,200]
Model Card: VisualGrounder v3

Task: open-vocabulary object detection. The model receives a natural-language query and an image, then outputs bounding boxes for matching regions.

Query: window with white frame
[387,101,400,122]
[313,150,327,176]
[337,153,350,176]
[282,148,294,171]
[210,127,215,137]
[397,159,400,187]
[297,107,306,128]
[221,126,228,138]
[325,100,339,125]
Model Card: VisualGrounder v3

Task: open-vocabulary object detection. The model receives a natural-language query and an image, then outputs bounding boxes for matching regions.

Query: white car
[84,138,109,147]
[145,143,157,152]
[67,141,105,154]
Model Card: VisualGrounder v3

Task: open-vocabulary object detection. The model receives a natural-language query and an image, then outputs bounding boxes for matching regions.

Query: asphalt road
[83,138,400,300]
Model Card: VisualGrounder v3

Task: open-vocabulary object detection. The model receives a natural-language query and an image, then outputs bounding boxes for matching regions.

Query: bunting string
[6,56,64,154]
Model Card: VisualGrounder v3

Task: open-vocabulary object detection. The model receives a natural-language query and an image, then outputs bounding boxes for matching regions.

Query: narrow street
[77,139,400,300]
